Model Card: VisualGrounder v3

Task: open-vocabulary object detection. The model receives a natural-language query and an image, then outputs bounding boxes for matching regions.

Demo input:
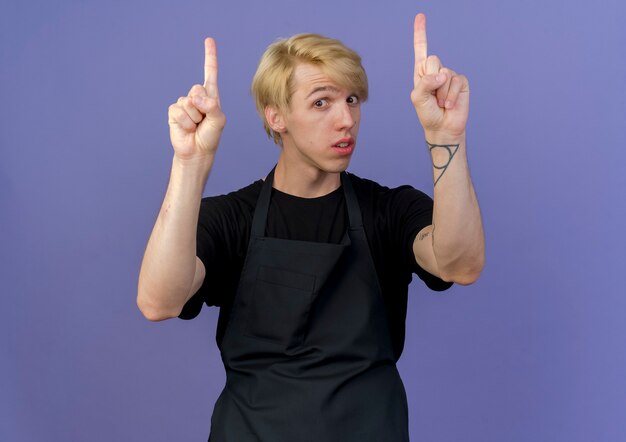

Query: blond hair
[251,34,368,144]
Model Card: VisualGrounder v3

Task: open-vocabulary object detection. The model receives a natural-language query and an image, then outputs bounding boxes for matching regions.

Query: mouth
[332,138,355,155]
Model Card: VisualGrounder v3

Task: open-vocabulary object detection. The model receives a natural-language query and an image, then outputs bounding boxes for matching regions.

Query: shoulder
[200,179,263,209]
[199,180,263,222]
[197,179,264,249]
[346,172,433,213]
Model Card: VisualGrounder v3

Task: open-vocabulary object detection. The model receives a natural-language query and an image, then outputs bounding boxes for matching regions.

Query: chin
[320,159,351,174]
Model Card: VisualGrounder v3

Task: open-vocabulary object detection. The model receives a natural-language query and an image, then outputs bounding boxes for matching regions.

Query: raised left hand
[410,13,469,138]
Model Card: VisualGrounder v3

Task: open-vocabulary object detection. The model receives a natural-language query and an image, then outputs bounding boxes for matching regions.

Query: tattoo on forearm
[427,141,459,186]
[418,231,431,241]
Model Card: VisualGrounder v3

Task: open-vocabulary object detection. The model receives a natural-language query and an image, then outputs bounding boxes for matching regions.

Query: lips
[332,137,355,148]
[332,138,355,156]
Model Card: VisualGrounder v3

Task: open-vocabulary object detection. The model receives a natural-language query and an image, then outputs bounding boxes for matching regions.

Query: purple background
[2,0,625,440]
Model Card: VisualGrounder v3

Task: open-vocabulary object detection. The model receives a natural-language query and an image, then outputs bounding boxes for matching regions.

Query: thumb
[413,73,447,103]
[192,95,225,129]
[192,95,211,113]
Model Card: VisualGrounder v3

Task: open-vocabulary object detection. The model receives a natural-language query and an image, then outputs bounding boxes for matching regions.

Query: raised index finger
[414,13,428,75]
[203,37,219,97]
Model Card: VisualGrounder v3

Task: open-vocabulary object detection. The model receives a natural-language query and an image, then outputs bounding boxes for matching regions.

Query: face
[273,63,362,175]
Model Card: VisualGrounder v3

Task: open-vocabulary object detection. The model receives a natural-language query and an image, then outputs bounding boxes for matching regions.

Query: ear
[264,106,287,134]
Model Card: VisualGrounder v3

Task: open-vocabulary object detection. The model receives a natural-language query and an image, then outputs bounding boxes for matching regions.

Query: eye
[347,95,360,105]
[313,98,328,108]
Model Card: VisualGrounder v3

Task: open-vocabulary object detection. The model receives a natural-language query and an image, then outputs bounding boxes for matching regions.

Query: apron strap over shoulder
[341,171,363,229]
[251,167,276,237]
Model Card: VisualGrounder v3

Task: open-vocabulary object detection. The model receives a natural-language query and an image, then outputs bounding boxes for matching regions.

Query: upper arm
[412,224,445,281]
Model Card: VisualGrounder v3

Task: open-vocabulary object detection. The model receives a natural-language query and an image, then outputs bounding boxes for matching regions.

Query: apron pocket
[244,266,316,347]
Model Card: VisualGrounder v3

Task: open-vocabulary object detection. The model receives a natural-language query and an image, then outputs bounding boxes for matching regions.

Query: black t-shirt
[180,172,452,360]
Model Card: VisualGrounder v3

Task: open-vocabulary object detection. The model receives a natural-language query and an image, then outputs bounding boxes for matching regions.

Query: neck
[272,155,341,198]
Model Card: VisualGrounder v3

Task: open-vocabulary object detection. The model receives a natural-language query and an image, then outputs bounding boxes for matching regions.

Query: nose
[336,102,357,130]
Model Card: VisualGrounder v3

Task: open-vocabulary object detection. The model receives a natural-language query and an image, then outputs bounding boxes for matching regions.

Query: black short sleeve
[350,175,453,292]
[178,182,261,320]
[390,186,453,292]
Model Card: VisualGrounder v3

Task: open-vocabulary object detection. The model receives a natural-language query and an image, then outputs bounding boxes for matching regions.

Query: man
[138,13,484,441]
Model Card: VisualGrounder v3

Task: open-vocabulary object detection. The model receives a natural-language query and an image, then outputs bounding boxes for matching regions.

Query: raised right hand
[410,14,469,139]
[168,38,226,160]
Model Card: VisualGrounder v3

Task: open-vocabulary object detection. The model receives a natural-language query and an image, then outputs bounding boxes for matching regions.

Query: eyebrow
[306,85,340,99]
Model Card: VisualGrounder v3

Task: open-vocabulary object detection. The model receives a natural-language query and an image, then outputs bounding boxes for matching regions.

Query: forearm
[427,131,484,284]
[137,154,214,320]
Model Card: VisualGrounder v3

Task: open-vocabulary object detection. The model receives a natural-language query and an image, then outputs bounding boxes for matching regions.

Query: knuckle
[177,114,193,128]
[184,98,201,115]
[190,84,205,95]
[452,76,466,89]
[168,104,181,117]
[175,108,189,122]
